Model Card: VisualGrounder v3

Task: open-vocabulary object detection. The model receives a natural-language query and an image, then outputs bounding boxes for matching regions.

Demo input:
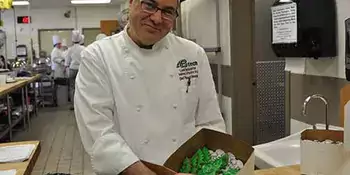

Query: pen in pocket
[186,78,191,93]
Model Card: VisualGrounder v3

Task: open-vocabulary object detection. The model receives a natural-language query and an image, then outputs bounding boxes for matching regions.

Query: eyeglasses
[140,0,178,21]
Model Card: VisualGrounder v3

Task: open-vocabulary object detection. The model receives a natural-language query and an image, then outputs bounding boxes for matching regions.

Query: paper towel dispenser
[271,0,337,59]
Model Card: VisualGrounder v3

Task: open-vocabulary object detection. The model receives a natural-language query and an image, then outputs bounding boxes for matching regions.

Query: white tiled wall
[1,6,120,59]
[120,0,129,11]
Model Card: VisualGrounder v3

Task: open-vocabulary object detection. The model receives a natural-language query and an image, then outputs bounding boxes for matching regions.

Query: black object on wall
[271,0,337,59]
[345,18,350,81]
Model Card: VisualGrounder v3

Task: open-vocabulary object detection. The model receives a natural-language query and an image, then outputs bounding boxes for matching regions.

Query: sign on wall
[271,3,297,44]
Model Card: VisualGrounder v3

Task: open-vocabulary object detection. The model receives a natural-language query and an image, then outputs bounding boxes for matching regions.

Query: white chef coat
[74,29,226,175]
[51,47,66,78]
[65,44,85,70]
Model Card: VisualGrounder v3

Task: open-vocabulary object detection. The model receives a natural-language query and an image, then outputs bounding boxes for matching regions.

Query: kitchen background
[1,0,349,145]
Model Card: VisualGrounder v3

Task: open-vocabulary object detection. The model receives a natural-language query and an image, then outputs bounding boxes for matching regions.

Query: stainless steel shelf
[11,115,24,128]
[0,115,24,140]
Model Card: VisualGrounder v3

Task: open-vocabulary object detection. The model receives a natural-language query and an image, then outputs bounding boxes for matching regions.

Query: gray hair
[118,8,129,29]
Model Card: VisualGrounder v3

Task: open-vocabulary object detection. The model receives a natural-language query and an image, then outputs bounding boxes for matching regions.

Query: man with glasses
[74,0,226,174]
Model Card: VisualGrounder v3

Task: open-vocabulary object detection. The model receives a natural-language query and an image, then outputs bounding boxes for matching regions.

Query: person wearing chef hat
[74,0,225,175]
[51,35,67,106]
[65,30,85,111]
[51,35,66,79]
[61,39,69,52]
[60,38,69,76]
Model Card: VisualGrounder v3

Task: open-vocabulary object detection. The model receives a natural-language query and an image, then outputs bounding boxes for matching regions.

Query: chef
[74,0,226,174]
[51,35,67,106]
[61,38,69,53]
[65,30,85,110]
[51,35,65,79]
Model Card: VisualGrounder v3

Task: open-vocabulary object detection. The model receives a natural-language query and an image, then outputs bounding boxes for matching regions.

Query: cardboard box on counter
[300,129,344,175]
[164,129,255,175]
[142,161,176,175]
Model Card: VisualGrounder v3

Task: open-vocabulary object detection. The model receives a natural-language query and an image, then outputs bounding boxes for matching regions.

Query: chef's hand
[122,161,156,175]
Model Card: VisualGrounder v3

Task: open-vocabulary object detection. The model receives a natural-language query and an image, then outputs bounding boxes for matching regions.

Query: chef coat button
[136,105,143,112]
[130,75,136,80]
[143,139,150,144]
[172,104,178,109]
[170,74,174,78]
[172,138,177,143]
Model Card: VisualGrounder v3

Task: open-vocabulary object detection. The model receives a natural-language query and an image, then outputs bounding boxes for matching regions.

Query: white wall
[180,0,232,133]
[1,5,120,59]
[285,0,350,79]
[120,0,129,11]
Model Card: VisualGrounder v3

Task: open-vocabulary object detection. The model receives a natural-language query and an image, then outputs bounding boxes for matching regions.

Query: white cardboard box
[300,129,344,175]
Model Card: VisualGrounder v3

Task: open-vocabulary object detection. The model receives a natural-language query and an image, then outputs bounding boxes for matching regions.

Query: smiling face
[128,0,178,46]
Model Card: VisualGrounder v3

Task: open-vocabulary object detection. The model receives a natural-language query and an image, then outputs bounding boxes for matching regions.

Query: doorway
[82,28,101,46]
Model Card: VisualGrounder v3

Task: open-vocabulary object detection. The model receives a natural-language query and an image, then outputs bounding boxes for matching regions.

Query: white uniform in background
[51,35,65,78]
[65,31,85,71]
[61,39,69,75]
[65,31,85,108]
[74,29,226,174]
[61,39,69,58]
[96,33,107,41]
[80,34,85,45]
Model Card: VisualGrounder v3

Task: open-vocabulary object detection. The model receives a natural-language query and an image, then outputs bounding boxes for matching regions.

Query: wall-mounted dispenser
[346,18,350,81]
[271,0,337,59]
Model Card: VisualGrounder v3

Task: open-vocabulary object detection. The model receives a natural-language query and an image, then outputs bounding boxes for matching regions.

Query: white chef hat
[72,30,82,43]
[80,34,85,45]
[96,33,107,41]
[61,38,68,47]
[52,35,61,46]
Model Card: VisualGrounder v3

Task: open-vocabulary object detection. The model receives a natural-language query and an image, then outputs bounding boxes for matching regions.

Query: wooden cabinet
[100,20,119,36]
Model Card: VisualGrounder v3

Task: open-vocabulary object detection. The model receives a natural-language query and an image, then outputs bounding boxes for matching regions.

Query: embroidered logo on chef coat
[176,59,199,81]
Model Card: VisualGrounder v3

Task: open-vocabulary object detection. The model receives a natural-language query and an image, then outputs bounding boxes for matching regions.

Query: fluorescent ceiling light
[71,0,111,4]
[12,1,30,6]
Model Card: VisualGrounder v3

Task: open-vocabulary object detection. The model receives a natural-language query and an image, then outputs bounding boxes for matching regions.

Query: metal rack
[37,75,56,107]
[0,92,29,141]
[0,76,41,141]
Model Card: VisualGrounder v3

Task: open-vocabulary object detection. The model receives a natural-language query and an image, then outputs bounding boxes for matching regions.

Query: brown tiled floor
[13,106,94,175]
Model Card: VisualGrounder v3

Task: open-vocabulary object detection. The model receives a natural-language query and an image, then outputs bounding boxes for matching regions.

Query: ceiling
[14,0,125,8]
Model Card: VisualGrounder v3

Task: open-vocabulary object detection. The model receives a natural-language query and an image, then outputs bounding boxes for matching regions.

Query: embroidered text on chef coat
[176,59,199,81]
